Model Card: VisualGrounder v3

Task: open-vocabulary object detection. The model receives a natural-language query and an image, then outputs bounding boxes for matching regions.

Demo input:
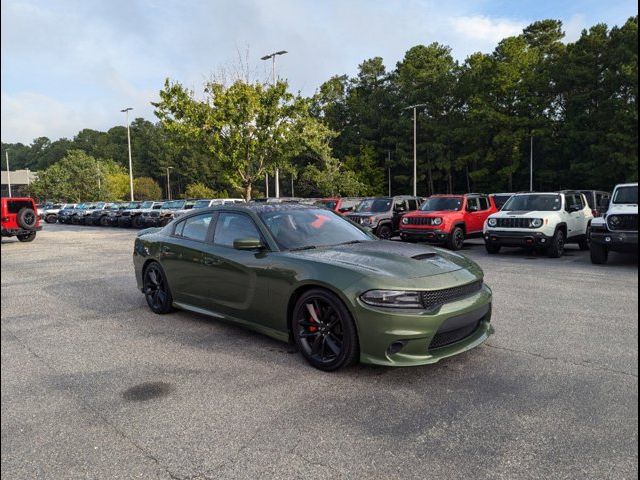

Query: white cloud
[449,15,526,45]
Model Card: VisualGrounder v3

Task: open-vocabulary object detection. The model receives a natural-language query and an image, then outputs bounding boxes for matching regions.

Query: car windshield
[194,200,212,208]
[502,194,561,211]
[421,197,463,211]
[354,198,392,213]
[315,200,337,210]
[138,201,153,209]
[612,186,638,204]
[260,208,373,250]
[161,200,184,209]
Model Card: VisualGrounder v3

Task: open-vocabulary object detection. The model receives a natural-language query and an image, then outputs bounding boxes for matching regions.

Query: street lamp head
[260,55,272,60]
[261,50,288,61]
[121,107,133,113]
[275,50,288,56]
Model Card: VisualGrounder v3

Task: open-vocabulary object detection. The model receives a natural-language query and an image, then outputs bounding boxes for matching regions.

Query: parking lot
[1,224,638,479]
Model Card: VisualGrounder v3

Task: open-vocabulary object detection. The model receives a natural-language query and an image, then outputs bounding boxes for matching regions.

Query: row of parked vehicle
[37,184,637,264]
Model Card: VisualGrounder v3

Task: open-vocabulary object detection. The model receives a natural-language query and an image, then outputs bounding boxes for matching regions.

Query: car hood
[606,204,638,215]
[405,210,458,217]
[490,210,551,218]
[285,240,475,279]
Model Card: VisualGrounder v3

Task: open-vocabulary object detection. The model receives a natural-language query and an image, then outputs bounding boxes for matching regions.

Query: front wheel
[447,227,465,251]
[485,243,501,254]
[17,231,36,242]
[376,224,392,239]
[45,214,57,224]
[547,229,565,258]
[292,289,359,371]
[132,216,144,228]
[143,262,175,314]
[590,242,609,265]
[99,216,110,226]
[578,227,591,251]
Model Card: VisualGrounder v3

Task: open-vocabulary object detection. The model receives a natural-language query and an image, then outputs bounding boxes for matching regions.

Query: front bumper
[591,229,638,252]
[399,228,449,244]
[144,217,161,227]
[483,230,551,248]
[354,284,493,366]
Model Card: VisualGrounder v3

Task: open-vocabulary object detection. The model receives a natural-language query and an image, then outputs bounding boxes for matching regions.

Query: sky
[1,0,637,144]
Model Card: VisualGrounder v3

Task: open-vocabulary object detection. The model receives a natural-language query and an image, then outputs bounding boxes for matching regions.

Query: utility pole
[121,107,134,201]
[530,132,534,192]
[403,104,427,197]
[5,151,12,197]
[291,174,295,197]
[166,166,173,200]
[261,50,288,198]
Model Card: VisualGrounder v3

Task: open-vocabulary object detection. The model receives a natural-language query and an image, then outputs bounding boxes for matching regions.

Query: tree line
[2,16,637,202]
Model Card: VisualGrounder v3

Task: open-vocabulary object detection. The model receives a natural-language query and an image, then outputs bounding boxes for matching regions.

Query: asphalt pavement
[1,224,638,479]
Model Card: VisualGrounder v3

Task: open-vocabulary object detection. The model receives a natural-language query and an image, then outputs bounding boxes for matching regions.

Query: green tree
[104,172,131,201]
[183,182,216,198]
[133,177,162,200]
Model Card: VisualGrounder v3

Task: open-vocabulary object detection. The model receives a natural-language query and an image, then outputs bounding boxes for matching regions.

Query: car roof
[615,182,638,188]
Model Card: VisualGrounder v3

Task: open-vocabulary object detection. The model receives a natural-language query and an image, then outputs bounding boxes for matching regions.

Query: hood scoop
[412,253,437,260]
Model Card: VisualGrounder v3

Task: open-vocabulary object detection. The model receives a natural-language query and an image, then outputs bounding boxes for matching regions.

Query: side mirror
[233,237,264,250]
[339,207,353,213]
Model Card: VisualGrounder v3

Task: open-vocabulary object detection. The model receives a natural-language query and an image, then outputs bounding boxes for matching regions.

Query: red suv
[399,194,498,250]
[1,197,42,242]
[315,197,362,215]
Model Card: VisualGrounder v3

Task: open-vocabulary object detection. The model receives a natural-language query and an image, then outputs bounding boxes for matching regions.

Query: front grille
[496,217,533,229]
[429,321,481,349]
[421,280,483,311]
[348,216,364,224]
[148,211,160,218]
[405,216,435,226]
[608,214,638,232]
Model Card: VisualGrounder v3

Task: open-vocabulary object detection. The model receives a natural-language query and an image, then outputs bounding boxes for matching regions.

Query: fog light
[387,340,408,355]
[605,237,612,243]
[540,238,546,243]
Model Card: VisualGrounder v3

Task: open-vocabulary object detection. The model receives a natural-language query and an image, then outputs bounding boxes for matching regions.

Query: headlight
[608,215,620,227]
[401,217,409,224]
[487,218,497,227]
[360,290,423,309]
[530,218,543,228]
[433,217,443,226]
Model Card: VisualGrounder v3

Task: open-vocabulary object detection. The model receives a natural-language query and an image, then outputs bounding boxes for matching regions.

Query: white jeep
[483,191,593,258]
[589,182,638,264]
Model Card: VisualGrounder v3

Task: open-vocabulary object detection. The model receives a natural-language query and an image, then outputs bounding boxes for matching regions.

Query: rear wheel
[292,289,358,371]
[17,231,36,242]
[45,214,57,224]
[99,216,110,226]
[132,216,144,228]
[485,243,501,254]
[447,227,465,250]
[143,262,175,314]
[590,242,609,265]
[547,229,565,258]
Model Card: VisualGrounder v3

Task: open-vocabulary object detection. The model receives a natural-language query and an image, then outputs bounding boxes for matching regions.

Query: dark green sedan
[133,203,493,371]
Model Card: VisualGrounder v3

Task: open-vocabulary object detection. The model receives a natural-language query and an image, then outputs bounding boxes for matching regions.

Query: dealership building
[1,169,38,197]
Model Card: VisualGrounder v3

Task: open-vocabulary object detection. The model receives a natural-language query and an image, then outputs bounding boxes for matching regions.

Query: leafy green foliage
[182,182,216,199]
[133,177,162,200]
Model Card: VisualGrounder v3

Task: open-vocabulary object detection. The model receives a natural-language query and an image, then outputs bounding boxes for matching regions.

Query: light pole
[403,104,427,197]
[121,107,134,201]
[166,166,173,200]
[261,50,288,198]
[5,151,12,197]
[387,151,392,196]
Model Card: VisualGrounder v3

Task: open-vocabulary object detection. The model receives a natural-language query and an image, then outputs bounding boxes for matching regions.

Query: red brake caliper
[306,304,318,332]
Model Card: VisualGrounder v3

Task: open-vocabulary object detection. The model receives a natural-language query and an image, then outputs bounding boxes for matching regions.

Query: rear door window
[174,213,214,242]
[478,197,490,210]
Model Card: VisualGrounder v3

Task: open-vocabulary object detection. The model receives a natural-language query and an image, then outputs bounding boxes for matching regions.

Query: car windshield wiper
[289,245,317,251]
[335,240,365,246]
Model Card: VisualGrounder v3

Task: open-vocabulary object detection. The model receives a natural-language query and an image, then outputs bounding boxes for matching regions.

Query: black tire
[132,216,144,228]
[159,216,172,227]
[376,224,392,239]
[17,231,36,242]
[578,226,591,251]
[45,214,58,224]
[547,229,565,258]
[143,262,175,314]
[292,288,359,371]
[590,242,609,265]
[99,216,110,226]
[17,208,37,229]
[447,227,465,251]
[485,243,501,254]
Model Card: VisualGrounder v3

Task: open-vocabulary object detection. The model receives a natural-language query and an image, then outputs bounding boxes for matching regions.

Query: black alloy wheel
[293,289,358,371]
[376,224,392,239]
[547,229,565,258]
[448,227,465,251]
[143,262,174,314]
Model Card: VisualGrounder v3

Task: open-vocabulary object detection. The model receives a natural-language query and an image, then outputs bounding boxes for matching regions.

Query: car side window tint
[214,212,262,248]
[478,197,490,210]
[177,213,213,242]
[467,198,479,211]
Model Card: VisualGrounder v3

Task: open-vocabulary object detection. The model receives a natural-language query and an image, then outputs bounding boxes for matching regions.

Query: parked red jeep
[399,194,497,250]
[1,197,42,242]
[315,197,362,215]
